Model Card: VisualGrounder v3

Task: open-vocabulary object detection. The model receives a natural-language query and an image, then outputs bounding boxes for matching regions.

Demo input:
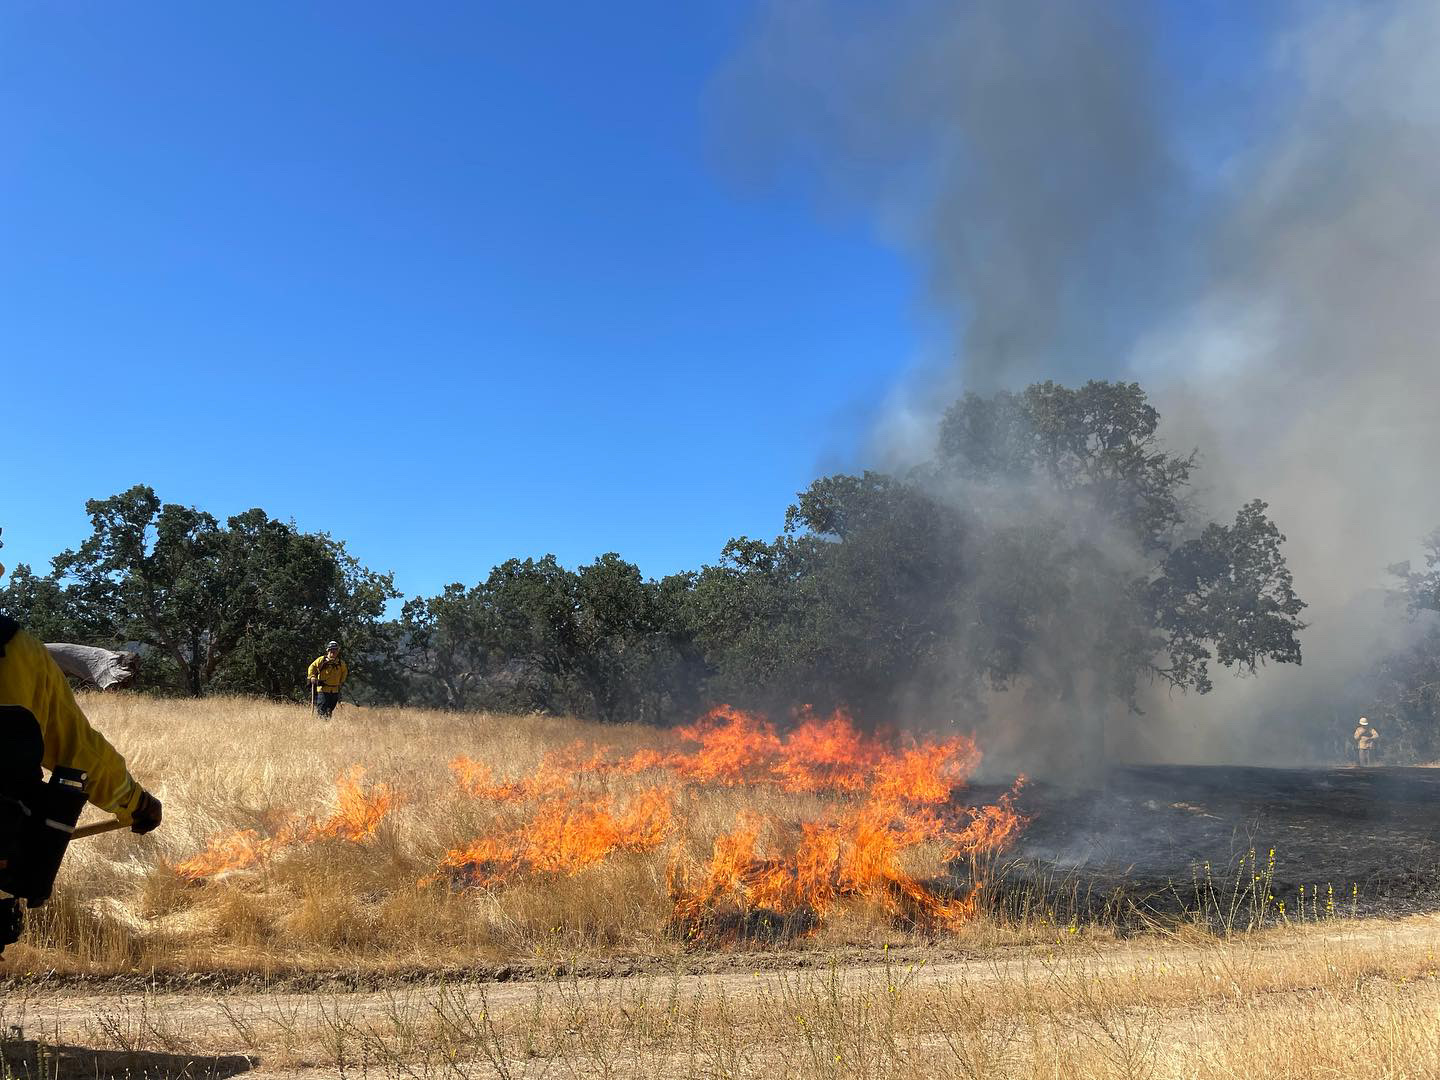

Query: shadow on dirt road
[1,1039,254,1080]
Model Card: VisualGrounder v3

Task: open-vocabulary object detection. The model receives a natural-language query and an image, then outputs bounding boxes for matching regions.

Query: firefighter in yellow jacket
[0,610,162,954]
[307,641,348,718]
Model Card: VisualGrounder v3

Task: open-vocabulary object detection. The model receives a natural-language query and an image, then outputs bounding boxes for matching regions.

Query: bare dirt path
[7,912,1440,1079]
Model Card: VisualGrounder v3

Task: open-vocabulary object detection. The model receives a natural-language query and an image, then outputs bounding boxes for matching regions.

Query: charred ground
[978,764,1440,922]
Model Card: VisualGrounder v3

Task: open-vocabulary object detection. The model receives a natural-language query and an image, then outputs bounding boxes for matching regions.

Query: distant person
[0,606,162,956]
[307,641,348,718]
[1353,716,1380,766]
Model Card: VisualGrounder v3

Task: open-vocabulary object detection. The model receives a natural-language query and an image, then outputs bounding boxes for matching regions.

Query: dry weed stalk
[7,920,1440,1078]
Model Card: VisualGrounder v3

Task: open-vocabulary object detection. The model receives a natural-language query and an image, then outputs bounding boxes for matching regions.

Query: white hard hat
[1359,717,1369,725]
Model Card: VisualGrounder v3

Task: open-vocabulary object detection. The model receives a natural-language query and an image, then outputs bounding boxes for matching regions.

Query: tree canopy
[394,554,701,722]
[1,382,1309,730]
[693,381,1305,725]
[1,486,397,697]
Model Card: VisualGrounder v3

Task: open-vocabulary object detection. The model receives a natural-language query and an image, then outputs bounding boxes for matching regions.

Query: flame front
[173,828,273,881]
[174,705,1027,938]
[440,787,673,885]
[173,767,396,881]
[443,705,1028,936]
[303,766,394,842]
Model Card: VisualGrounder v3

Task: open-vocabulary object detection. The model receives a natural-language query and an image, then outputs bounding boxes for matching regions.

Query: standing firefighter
[307,641,348,718]
[0,612,163,957]
[1353,716,1380,766]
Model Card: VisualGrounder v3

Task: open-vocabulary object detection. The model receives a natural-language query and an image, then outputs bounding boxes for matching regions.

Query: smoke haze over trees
[712,0,1440,762]
[7,2,1440,764]
[1368,536,1440,762]
[2,382,1323,770]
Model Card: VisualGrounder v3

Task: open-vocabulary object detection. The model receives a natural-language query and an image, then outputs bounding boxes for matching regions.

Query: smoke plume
[718,0,1440,762]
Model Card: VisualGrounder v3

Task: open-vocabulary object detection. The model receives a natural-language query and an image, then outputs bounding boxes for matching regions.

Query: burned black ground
[974,764,1440,923]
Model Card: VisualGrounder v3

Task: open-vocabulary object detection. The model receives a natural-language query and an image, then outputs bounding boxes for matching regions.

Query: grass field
[7,694,1440,1078]
[11,694,1024,975]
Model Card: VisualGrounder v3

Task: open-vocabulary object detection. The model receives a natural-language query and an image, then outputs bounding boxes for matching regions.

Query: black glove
[131,790,163,835]
[0,898,22,953]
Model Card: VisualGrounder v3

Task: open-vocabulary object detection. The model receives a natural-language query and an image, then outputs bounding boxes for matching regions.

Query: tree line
[1368,533,1440,761]
[2,381,1315,734]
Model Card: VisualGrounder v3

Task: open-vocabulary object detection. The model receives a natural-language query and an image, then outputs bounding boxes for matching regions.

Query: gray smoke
[715,0,1189,391]
[1130,1,1440,762]
[718,0,1440,762]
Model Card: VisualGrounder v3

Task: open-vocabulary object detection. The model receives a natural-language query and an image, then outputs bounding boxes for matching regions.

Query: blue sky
[2,3,1286,602]
[1,1,920,597]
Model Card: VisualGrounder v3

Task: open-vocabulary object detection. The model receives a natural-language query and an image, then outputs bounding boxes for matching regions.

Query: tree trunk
[45,643,140,690]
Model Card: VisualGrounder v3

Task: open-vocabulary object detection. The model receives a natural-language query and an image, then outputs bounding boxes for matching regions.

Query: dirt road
[7,912,1440,1079]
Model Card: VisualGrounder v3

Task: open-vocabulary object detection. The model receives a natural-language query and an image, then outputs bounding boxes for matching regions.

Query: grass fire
[12,693,1440,1080]
[12,0,1440,1072]
[112,702,1027,961]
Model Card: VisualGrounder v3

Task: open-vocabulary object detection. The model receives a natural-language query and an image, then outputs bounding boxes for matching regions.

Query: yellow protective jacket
[0,625,143,824]
[307,655,348,693]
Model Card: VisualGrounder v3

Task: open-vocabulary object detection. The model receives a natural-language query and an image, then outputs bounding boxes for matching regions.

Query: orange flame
[948,778,1028,859]
[871,739,982,806]
[302,766,395,842]
[440,705,1028,935]
[174,768,395,881]
[173,829,273,881]
[668,774,1012,934]
[449,743,606,802]
[440,787,673,885]
[770,705,885,792]
[672,705,783,784]
[177,704,1027,937]
[449,755,495,798]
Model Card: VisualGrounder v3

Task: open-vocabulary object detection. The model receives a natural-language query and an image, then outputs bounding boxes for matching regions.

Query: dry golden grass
[7,915,1440,1077]
[12,693,1008,975]
[13,694,674,972]
[8,694,1440,1077]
